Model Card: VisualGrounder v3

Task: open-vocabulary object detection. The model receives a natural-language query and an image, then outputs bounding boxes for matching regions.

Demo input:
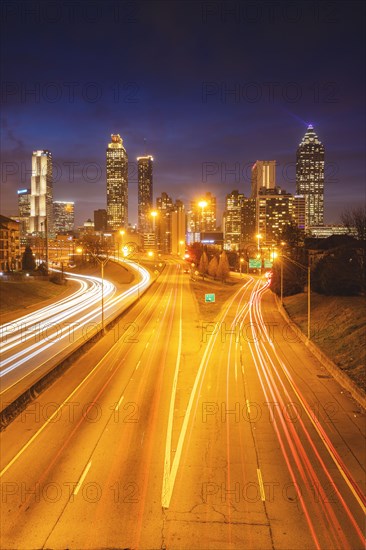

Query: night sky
[1,0,365,226]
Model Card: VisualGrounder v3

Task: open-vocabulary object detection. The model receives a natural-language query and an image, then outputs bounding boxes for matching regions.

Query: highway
[0,261,151,410]
[0,265,364,549]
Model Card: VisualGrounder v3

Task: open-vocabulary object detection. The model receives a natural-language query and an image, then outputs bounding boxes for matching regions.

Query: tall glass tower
[106,134,128,230]
[29,150,53,236]
[137,155,153,233]
[296,125,325,228]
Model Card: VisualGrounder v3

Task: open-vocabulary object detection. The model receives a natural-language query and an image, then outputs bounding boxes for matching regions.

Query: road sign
[205,293,215,303]
[264,259,273,268]
[249,259,262,268]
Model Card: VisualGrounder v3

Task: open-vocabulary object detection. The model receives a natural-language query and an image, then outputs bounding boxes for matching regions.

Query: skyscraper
[94,209,107,232]
[17,188,31,235]
[188,192,217,235]
[53,201,75,234]
[137,155,153,233]
[256,187,296,242]
[156,192,173,253]
[106,134,128,230]
[29,150,53,236]
[223,190,245,250]
[18,188,31,218]
[251,160,276,198]
[296,125,325,228]
[171,200,186,255]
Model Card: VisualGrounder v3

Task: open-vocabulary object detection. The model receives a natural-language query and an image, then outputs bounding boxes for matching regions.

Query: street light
[239,257,244,278]
[280,242,286,305]
[256,233,262,252]
[198,200,207,235]
[119,229,125,261]
[150,211,158,250]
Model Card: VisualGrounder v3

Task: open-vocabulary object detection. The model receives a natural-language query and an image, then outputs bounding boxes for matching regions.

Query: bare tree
[198,251,209,280]
[208,255,218,279]
[216,251,230,283]
[81,234,114,263]
[341,206,366,242]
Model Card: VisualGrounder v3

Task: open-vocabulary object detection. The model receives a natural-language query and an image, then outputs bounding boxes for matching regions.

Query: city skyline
[1,2,364,226]
[7,122,341,230]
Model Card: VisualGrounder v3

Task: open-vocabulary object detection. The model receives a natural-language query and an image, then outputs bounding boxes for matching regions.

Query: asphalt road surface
[0,261,150,410]
[0,265,364,549]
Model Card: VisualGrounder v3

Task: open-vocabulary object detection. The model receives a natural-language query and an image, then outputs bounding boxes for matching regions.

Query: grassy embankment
[189,274,243,322]
[0,260,135,318]
[283,293,366,392]
[0,280,70,315]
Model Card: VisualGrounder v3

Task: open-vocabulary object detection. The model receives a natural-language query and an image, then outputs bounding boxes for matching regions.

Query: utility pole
[307,263,311,340]
[280,254,283,304]
[93,255,109,334]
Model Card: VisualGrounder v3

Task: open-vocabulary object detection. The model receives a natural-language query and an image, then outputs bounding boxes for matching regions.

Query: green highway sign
[249,259,262,268]
[205,293,215,303]
[264,259,273,268]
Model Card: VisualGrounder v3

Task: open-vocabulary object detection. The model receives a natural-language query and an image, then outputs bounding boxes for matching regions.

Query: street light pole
[92,254,109,335]
[307,263,311,340]
[280,254,283,304]
[101,260,105,333]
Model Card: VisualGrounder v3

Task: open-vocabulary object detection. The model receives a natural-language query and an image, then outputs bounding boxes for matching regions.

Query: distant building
[293,195,306,231]
[188,192,216,242]
[156,192,173,253]
[106,134,128,230]
[0,215,20,271]
[256,187,299,242]
[171,200,186,255]
[16,188,32,238]
[200,231,224,247]
[94,209,108,232]
[296,124,325,228]
[308,225,357,238]
[137,156,154,233]
[223,189,245,250]
[78,218,95,237]
[242,198,256,242]
[53,201,75,234]
[29,150,53,236]
[18,188,31,218]
[251,160,276,198]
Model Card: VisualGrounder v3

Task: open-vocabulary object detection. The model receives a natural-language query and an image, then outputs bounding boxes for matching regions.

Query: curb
[273,293,366,411]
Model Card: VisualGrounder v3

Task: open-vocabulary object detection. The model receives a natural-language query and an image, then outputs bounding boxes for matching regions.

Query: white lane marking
[136,361,141,370]
[163,283,250,508]
[246,399,251,414]
[162,283,183,508]
[116,395,124,411]
[73,461,92,496]
[241,364,244,375]
[257,468,265,501]
[145,342,149,348]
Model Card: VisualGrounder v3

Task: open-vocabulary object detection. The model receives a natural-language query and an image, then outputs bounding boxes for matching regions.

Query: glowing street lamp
[280,241,286,304]
[239,257,244,278]
[256,233,262,251]
[198,200,208,234]
[118,229,125,261]
[150,210,158,230]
